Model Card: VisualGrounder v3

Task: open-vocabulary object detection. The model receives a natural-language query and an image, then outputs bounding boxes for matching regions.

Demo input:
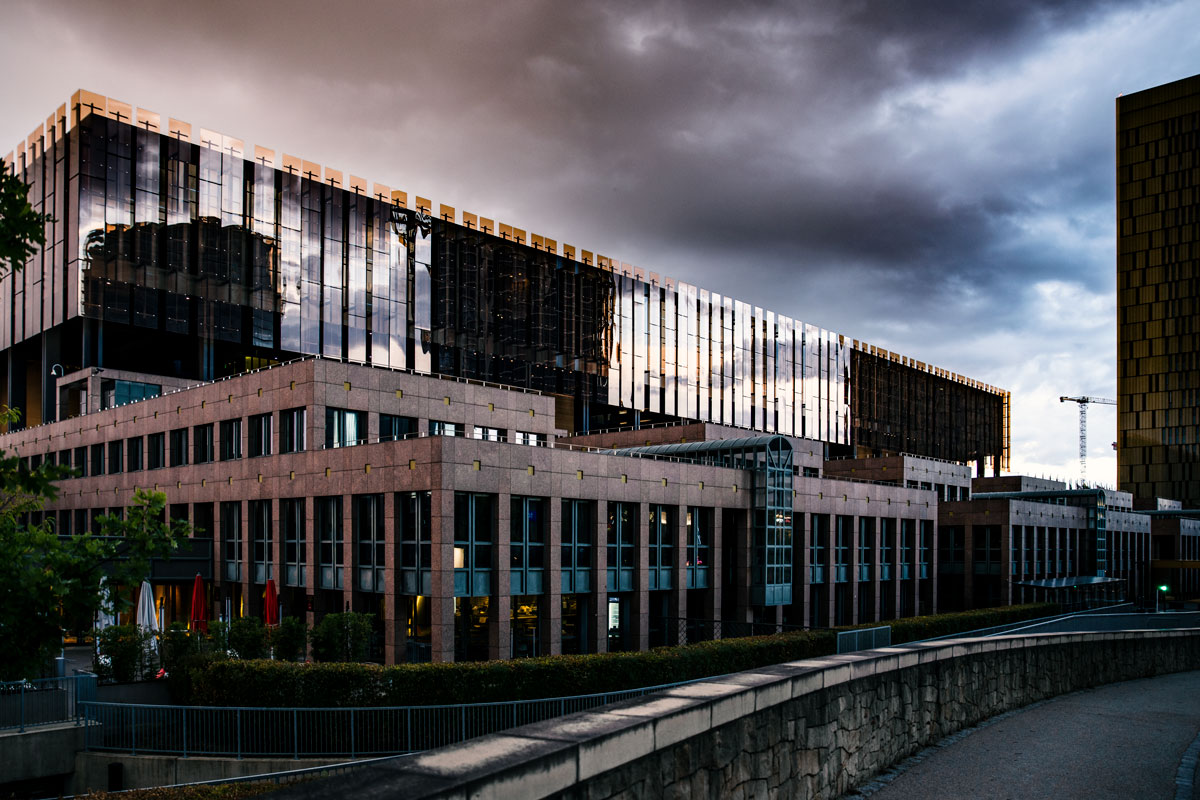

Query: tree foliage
[0,443,189,679]
[0,169,49,277]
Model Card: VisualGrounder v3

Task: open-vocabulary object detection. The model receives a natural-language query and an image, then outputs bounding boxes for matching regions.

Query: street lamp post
[1156,584,1169,613]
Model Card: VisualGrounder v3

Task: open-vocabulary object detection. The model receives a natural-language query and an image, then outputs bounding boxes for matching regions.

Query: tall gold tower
[1116,74,1200,507]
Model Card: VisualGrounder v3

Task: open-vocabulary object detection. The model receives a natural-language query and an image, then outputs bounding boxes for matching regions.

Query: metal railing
[836,626,892,654]
[78,676,708,759]
[0,673,96,732]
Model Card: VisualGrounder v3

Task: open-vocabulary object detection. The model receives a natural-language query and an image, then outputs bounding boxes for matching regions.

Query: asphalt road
[853,669,1200,800]
[996,611,1200,636]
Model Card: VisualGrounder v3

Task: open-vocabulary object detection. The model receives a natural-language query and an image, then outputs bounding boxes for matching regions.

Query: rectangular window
[221,501,242,582]
[880,518,896,581]
[453,492,494,596]
[220,418,242,461]
[859,517,875,582]
[429,420,461,437]
[147,433,165,470]
[280,407,306,453]
[648,504,674,590]
[126,437,143,472]
[397,491,433,595]
[379,414,416,442]
[353,494,386,593]
[193,423,214,464]
[170,428,188,467]
[325,408,365,448]
[90,444,104,476]
[281,498,306,587]
[100,379,161,410]
[107,440,123,475]
[193,502,214,540]
[514,431,546,447]
[561,499,594,594]
[510,496,545,595]
[472,425,504,442]
[685,507,711,589]
[606,502,637,592]
[74,446,88,478]
[835,516,852,583]
[316,495,344,589]
[810,514,829,584]
[900,519,915,580]
[250,499,273,583]
[248,413,272,457]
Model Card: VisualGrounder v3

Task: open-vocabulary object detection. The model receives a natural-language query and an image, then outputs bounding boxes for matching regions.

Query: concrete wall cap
[605,696,699,720]
[663,681,748,700]
[751,678,792,712]
[822,664,852,688]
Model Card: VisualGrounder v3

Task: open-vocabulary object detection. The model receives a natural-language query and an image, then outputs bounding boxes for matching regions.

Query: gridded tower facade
[1116,74,1200,507]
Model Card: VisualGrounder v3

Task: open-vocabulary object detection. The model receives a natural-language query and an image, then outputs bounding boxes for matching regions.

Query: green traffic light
[1159,585,1169,592]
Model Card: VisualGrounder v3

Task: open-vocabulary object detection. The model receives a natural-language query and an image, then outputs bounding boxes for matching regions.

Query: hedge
[183,602,1058,708]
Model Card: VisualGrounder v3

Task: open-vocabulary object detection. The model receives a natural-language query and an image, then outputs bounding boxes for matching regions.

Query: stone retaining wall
[268,630,1200,800]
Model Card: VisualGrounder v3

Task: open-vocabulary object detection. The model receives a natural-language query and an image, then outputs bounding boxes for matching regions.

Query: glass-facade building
[1116,74,1200,507]
[2,90,1008,470]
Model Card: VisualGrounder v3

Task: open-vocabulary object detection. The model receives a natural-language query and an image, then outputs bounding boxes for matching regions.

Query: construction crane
[1059,396,1117,486]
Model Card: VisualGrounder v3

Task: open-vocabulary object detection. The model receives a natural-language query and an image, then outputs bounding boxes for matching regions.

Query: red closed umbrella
[189,573,208,634]
[263,579,279,626]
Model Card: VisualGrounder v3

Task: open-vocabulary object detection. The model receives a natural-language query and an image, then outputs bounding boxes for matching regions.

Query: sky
[3,0,1199,488]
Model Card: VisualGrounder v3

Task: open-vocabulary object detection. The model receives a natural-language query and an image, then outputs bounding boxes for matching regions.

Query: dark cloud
[2,0,1196,483]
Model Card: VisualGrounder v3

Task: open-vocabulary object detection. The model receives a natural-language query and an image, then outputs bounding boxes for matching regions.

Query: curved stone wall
[270,630,1200,799]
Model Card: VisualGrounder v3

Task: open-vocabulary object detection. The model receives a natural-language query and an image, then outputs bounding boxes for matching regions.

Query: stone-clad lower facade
[2,358,942,663]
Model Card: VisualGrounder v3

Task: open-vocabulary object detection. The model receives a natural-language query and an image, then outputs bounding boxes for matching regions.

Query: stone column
[429,487,457,663]
[490,492,512,661]
[731,509,754,624]
[384,490,405,665]
[706,507,723,630]
[544,497,563,656]
[670,504,688,645]
[340,492,354,616]
[633,501,651,652]
[591,501,610,654]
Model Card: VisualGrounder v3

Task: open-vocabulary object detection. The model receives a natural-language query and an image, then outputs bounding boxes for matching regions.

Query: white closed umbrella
[136,580,159,655]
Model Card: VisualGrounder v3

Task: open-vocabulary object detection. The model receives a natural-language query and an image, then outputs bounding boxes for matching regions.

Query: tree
[0,450,189,679]
[0,168,49,277]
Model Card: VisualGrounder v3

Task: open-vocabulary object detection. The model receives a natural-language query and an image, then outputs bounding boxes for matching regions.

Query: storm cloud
[4,0,1199,484]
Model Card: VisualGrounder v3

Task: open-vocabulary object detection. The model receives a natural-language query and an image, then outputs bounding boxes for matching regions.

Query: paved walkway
[852,670,1200,800]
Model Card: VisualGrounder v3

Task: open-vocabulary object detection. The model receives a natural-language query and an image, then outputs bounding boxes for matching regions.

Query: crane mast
[1059,396,1117,486]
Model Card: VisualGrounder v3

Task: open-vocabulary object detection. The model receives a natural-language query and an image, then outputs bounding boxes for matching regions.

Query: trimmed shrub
[270,616,308,662]
[160,622,198,675]
[228,617,268,660]
[95,624,155,683]
[190,628,837,707]
[186,603,1061,708]
[309,612,373,663]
